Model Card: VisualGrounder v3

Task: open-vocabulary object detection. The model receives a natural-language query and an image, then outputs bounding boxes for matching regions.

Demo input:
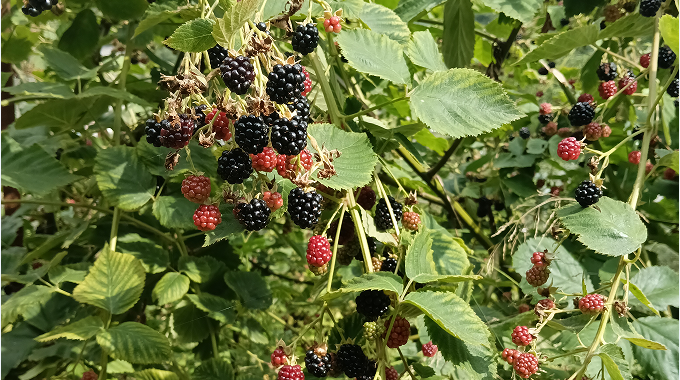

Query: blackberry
[160,116,194,149]
[271,115,308,155]
[234,199,271,231]
[574,180,602,207]
[220,55,255,95]
[305,349,331,378]
[291,23,319,55]
[639,0,661,17]
[287,96,311,123]
[255,22,270,35]
[367,236,378,255]
[658,46,676,69]
[217,148,253,184]
[336,344,369,378]
[596,62,617,81]
[207,44,229,69]
[266,64,305,104]
[356,186,376,210]
[234,115,269,155]
[538,114,552,124]
[538,67,549,75]
[145,119,162,147]
[22,5,41,16]
[568,102,595,127]
[668,78,679,98]
[287,188,323,229]
[519,127,530,139]
[356,361,377,380]
[263,111,280,126]
[355,290,390,320]
[193,105,208,131]
[511,326,533,346]
[374,196,403,231]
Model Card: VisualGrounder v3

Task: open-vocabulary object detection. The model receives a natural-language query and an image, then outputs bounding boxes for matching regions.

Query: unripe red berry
[646,162,654,174]
[518,303,531,313]
[205,109,232,141]
[577,93,595,105]
[536,91,544,97]
[278,364,304,380]
[251,147,277,172]
[628,151,641,164]
[531,251,549,267]
[550,186,562,196]
[385,366,399,380]
[383,316,410,348]
[81,370,98,380]
[422,341,438,357]
[535,298,555,316]
[539,103,552,115]
[502,348,522,364]
[402,211,421,231]
[271,346,287,366]
[193,204,222,231]
[276,150,313,179]
[598,80,617,100]
[513,352,539,378]
[526,266,550,287]
[263,191,283,211]
[579,293,605,314]
[664,167,677,180]
[542,121,558,136]
[306,235,332,267]
[557,137,581,161]
[640,53,650,68]
[600,124,612,138]
[181,175,211,203]
[301,67,312,97]
[511,326,533,346]
[557,127,572,138]
[619,74,637,95]
[584,122,602,141]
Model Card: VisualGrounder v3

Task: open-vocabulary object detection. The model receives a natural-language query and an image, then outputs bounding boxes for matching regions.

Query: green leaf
[406,230,480,283]
[410,69,525,138]
[203,205,245,247]
[173,304,212,343]
[48,264,88,285]
[660,16,679,56]
[658,150,679,172]
[153,195,199,230]
[212,0,259,47]
[152,273,190,305]
[1,25,39,64]
[597,344,630,380]
[526,139,548,154]
[165,19,216,53]
[515,24,600,65]
[599,13,655,40]
[394,0,445,22]
[442,0,474,68]
[40,47,100,81]
[407,31,447,72]
[36,316,104,342]
[337,272,404,296]
[480,0,541,23]
[224,271,272,310]
[335,29,411,85]
[1,135,80,196]
[134,369,179,380]
[187,293,236,323]
[94,146,155,211]
[14,97,106,131]
[563,0,606,17]
[403,291,491,345]
[77,87,152,107]
[58,10,100,60]
[429,227,472,276]
[2,82,74,99]
[73,250,146,315]
[557,197,647,257]
[631,317,678,379]
[137,139,217,177]
[96,322,171,364]
[179,256,213,283]
[117,233,169,274]
[135,1,201,37]
[1,323,41,379]
[360,3,411,44]
[622,279,659,316]
[629,266,679,311]
[194,359,235,380]
[307,123,378,190]
[1,285,55,328]
[94,0,148,20]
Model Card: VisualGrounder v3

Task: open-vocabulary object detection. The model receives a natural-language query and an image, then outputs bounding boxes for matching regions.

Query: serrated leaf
[212,0,259,47]
[557,197,647,257]
[410,68,525,138]
[430,227,472,276]
[173,304,212,343]
[152,273,190,305]
[394,0,445,22]
[117,233,169,274]
[194,359,235,380]
[153,195,199,230]
[599,13,655,40]
[40,47,99,81]
[408,31,447,72]
[224,271,272,310]
[360,3,410,44]
[480,0,541,23]
[337,272,404,296]
[179,256,213,283]
[442,0,474,68]
[134,369,179,380]
[73,250,146,315]
[94,146,155,211]
[406,230,479,283]
[58,10,100,60]
[77,87,152,107]
[335,29,411,85]
[597,344,630,380]
[660,16,679,56]
[307,123,378,190]
[137,140,217,177]
[1,285,55,328]
[1,135,80,196]
[187,293,236,323]
[96,322,171,364]
[36,316,104,342]
[515,24,600,65]
[3,82,74,99]
[203,204,245,246]
[631,317,678,379]
[135,1,200,37]
[403,291,490,345]
[622,279,659,316]
[14,97,106,131]
[629,266,679,311]
[165,19,216,53]
[48,264,88,285]
[658,150,679,172]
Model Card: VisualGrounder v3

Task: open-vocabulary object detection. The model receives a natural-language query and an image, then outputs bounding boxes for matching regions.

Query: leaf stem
[109,207,122,252]
[591,44,644,71]
[347,192,374,272]
[310,52,343,127]
[327,204,347,293]
[341,96,408,120]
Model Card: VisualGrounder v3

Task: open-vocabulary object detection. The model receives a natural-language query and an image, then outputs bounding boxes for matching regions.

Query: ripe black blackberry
[292,23,319,55]
[560,18,569,26]
[639,0,661,17]
[519,127,530,139]
[538,114,552,125]
[336,344,369,378]
[22,5,41,16]
[145,119,163,147]
[668,78,679,98]
[367,236,377,255]
[255,22,270,35]
[568,102,595,127]
[193,105,208,132]
[355,290,391,320]
[548,62,556,68]
[574,180,602,207]
[288,188,323,229]
[234,199,271,231]
[538,67,549,75]
[596,62,617,81]
[381,257,397,272]
[266,64,305,104]
[271,115,308,155]
[263,111,280,126]
[234,115,269,155]
[207,44,228,70]
[356,361,377,380]
[220,55,255,95]
[658,46,677,69]
[159,116,194,149]
[287,96,311,123]
[305,350,331,378]
[374,196,403,230]
[217,148,253,184]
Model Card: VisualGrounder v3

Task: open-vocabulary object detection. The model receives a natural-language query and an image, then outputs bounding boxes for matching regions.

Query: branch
[424,138,462,180]
[486,24,522,81]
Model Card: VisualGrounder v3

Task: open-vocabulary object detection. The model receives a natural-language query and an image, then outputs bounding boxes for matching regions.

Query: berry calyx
[233,199,271,231]
[557,137,582,161]
[278,364,304,380]
[526,266,550,287]
[181,175,211,203]
[401,211,421,231]
[574,180,602,207]
[383,316,410,348]
[193,204,222,231]
[579,293,605,314]
[263,191,283,212]
[511,326,533,346]
[356,290,391,320]
[501,348,522,364]
[422,341,438,357]
[513,352,539,379]
[205,109,232,141]
[598,80,617,100]
[323,16,342,33]
[271,346,287,366]
[628,151,641,164]
[306,235,332,267]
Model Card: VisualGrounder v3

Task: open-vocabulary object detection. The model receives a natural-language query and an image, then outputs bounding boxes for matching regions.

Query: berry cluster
[374,196,403,230]
[579,293,606,314]
[306,235,332,267]
[574,180,602,208]
[422,341,438,357]
[22,0,57,17]
[355,290,390,320]
[526,250,551,287]
[323,16,342,33]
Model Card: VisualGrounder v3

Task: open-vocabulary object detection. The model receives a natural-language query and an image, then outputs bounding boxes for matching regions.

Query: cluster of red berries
[511,326,534,346]
[578,293,606,314]
[526,250,550,287]
[322,16,342,33]
[263,191,283,212]
[306,235,332,268]
[556,137,582,161]
[422,341,438,357]
[501,349,539,378]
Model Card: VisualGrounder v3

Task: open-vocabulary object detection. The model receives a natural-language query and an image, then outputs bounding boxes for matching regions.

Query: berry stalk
[326,204,346,293]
